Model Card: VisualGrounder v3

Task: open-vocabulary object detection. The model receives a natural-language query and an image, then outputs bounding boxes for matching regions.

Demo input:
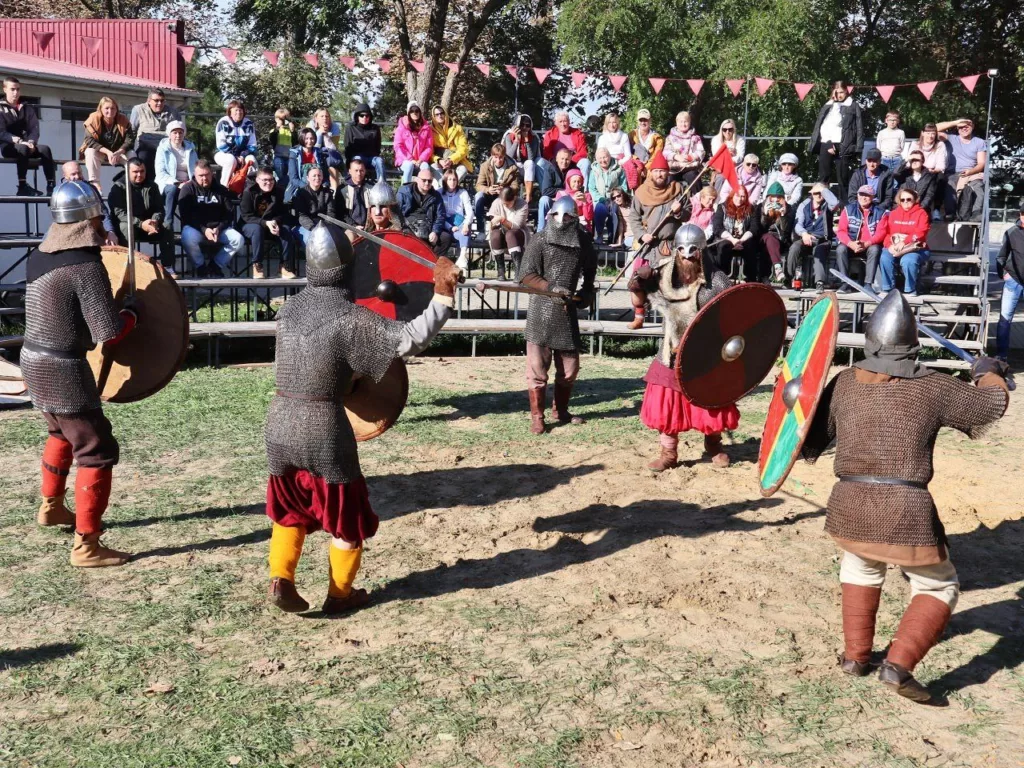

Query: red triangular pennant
[649,77,667,94]
[875,85,895,103]
[726,78,744,97]
[533,67,551,84]
[687,79,704,96]
[376,58,391,73]
[339,56,356,70]
[847,85,855,93]
[443,62,460,73]
[32,31,54,51]
[609,75,627,92]
[263,50,280,67]
[409,60,425,73]
[220,47,238,64]
[476,63,490,77]
[960,74,980,94]
[82,36,101,56]
[794,82,814,101]
[917,81,938,100]
[178,45,195,63]
[505,65,519,79]
[304,53,319,68]
[130,40,149,58]
[755,77,774,96]
[572,72,587,88]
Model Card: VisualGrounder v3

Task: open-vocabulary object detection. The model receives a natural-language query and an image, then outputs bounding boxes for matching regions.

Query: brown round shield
[86,247,189,403]
[674,283,787,409]
[346,358,409,441]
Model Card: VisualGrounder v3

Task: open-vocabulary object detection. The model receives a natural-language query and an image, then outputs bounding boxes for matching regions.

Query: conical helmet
[366,179,397,209]
[672,223,707,259]
[865,290,918,349]
[50,180,104,224]
[549,195,578,226]
[306,222,353,273]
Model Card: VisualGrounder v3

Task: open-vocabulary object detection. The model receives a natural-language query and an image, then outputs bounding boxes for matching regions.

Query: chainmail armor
[802,368,1008,548]
[21,258,120,414]
[646,265,730,364]
[520,227,596,351]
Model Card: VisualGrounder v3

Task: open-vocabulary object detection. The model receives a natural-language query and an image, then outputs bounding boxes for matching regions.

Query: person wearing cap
[995,202,1024,362]
[628,109,664,166]
[808,80,864,206]
[765,153,803,207]
[542,111,591,183]
[394,102,433,183]
[893,150,937,213]
[787,182,839,291]
[664,111,705,186]
[154,120,197,225]
[758,181,796,286]
[936,118,987,220]
[836,185,889,291]
[79,96,135,186]
[848,148,895,210]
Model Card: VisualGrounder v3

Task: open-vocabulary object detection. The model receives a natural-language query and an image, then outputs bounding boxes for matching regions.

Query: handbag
[227,158,254,195]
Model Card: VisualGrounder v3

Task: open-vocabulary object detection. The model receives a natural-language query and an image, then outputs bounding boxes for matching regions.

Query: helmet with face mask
[549,195,578,228]
[672,223,707,260]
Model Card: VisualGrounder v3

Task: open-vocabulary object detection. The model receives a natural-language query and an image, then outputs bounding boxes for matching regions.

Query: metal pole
[979,71,997,352]
[122,157,136,299]
[742,76,751,138]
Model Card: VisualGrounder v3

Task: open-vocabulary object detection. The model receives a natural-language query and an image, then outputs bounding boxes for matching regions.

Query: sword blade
[475,279,568,300]
[319,213,437,271]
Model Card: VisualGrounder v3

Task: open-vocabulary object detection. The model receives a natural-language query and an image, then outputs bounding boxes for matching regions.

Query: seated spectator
[60,161,117,245]
[154,121,196,224]
[835,185,888,291]
[664,110,704,186]
[903,122,949,216]
[129,88,182,180]
[0,76,55,195]
[292,165,333,248]
[335,157,370,229]
[398,165,451,256]
[474,143,520,235]
[285,128,329,202]
[308,108,344,189]
[712,185,759,281]
[787,183,839,290]
[894,150,937,214]
[719,153,766,206]
[178,159,244,278]
[758,182,795,285]
[610,188,634,247]
[80,96,134,184]
[240,166,296,279]
[503,113,543,202]
[588,147,625,241]
[543,110,590,182]
[848,148,894,210]
[344,103,385,181]
[269,108,297,191]
[439,166,475,273]
[629,108,664,166]
[214,100,258,190]
[596,113,632,170]
[936,117,987,221]
[995,202,1024,361]
[558,168,594,232]
[711,119,745,167]
[688,185,717,237]
[538,148,576,232]
[488,186,530,280]
[430,105,474,184]
[395,101,433,183]
[880,188,930,296]
[876,110,906,172]
[764,153,803,207]
[109,158,175,276]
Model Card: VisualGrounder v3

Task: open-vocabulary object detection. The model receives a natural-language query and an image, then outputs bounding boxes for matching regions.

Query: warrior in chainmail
[801,290,1010,704]
[264,222,460,615]
[518,196,597,434]
[21,181,137,567]
[632,224,735,472]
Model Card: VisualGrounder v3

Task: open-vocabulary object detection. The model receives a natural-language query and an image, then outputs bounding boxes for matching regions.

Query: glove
[432,256,460,299]
[970,356,1010,384]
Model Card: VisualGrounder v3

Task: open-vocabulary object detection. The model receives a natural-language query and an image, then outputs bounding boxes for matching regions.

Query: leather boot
[322,588,371,615]
[70,531,131,568]
[704,433,730,468]
[38,493,75,527]
[880,595,952,703]
[840,584,882,676]
[494,252,507,280]
[878,661,934,703]
[552,382,584,425]
[626,307,645,330]
[647,435,678,472]
[528,387,546,435]
[269,577,309,613]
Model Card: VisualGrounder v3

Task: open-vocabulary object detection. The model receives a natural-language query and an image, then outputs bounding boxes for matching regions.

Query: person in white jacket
[153,121,197,224]
[710,119,746,167]
[764,153,804,207]
[596,113,632,168]
[439,167,476,274]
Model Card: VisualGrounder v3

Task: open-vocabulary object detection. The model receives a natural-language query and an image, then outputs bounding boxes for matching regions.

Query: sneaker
[838,285,855,294]
[209,264,225,278]
[252,263,265,279]
[16,182,43,197]
[164,266,178,280]
[280,266,297,280]
[45,181,55,196]
[815,281,825,292]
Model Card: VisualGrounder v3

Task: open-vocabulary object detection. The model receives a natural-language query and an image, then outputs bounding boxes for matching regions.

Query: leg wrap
[886,594,952,672]
[841,584,882,663]
[328,544,362,598]
[74,467,112,535]
[41,436,74,497]
[268,523,306,582]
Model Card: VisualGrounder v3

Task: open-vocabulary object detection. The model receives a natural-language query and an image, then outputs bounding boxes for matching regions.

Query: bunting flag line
[917,81,938,100]
[476,63,490,77]
[875,85,895,103]
[82,36,101,56]
[960,74,980,93]
[755,77,774,96]
[687,79,704,96]
[649,77,666,94]
[262,51,280,67]
[220,47,238,64]
[609,75,627,92]
[178,45,195,64]
[533,67,551,84]
[32,31,55,51]
[377,58,391,73]
[505,65,518,79]
[409,60,425,73]
[444,62,460,73]
[304,53,319,68]
[794,82,814,101]
[339,56,356,70]
[726,79,744,97]
[572,72,587,88]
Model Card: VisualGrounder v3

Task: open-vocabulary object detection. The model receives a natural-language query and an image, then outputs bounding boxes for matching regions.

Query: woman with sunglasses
[394,101,434,183]
[343,103,385,182]
[430,105,474,185]
[808,80,864,205]
[710,119,745,168]
[894,151,937,213]
[880,188,930,296]
[308,108,344,190]
[718,153,765,206]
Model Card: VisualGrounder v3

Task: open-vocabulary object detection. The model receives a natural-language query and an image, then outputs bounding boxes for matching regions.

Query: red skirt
[266,469,378,543]
[640,381,740,436]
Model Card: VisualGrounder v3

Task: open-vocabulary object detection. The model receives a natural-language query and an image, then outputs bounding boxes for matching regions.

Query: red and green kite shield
[758,292,839,497]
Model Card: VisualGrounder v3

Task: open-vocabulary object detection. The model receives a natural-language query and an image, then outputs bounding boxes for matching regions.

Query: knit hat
[406,101,422,114]
[166,120,185,136]
[779,153,799,166]
[865,148,882,161]
[857,185,876,198]
[649,151,669,172]
[766,181,785,197]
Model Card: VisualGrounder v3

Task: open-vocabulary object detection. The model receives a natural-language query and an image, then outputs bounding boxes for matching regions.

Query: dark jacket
[240,183,291,228]
[0,100,41,144]
[848,165,895,210]
[285,146,330,201]
[335,181,368,227]
[808,99,864,158]
[397,182,444,238]
[109,174,164,228]
[893,164,938,213]
[541,161,577,199]
[758,206,795,246]
[997,219,1024,285]
[177,179,234,231]
[712,204,760,241]
[343,103,382,164]
[292,184,333,230]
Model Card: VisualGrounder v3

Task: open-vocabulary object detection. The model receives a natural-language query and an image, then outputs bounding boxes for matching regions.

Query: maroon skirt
[640,381,740,436]
[266,469,378,543]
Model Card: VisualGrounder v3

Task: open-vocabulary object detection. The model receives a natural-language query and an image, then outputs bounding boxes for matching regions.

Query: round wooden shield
[346,358,409,441]
[758,292,840,497]
[674,283,788,409]
[86,247,189,403]
[351,231,437,321]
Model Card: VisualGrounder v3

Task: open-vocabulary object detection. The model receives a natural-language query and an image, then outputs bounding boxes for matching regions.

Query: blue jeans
[445,217,472,248]
[162,185,179,225]
[880,248,930,293]
[273,156,290,190]
[368,156,386,182]
[537,195,553,232]
[881,157,902,173]
[594,200,617,242]
[181,225,244,269]
[997,275,1023,359]
[474,192,495,234]
[400,160,421,183]
[243,222,296,270]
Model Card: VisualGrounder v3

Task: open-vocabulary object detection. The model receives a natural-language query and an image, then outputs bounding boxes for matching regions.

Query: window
[60,100,94,123]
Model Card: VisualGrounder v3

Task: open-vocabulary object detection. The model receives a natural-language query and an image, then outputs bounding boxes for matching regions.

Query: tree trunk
[439,0,515,111]
[413,0,451,106]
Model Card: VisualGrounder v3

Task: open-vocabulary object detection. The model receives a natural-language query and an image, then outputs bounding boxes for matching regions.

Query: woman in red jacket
[880,188,930,296]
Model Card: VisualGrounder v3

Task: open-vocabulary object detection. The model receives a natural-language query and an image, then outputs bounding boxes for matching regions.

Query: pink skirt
[266,470,378,543]
[640,381,740,436]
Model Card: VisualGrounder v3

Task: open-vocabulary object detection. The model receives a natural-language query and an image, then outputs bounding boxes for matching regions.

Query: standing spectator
[109,158,175,276]
[60,161,118,245]
[711,185,759,281]
[335,157,370,229]
[79,96,134,185]
[240,166,296,279]
[0,76,55,195]
[440,166,475,273]
[664,111,705,186]
[308,108,344,189]
[903,123,949,217]
[936,118,987,221]
[558,168,594,233]
[269,108,297,190]
[588,147,626,242]
[214,100,258,189]
[430,105,474,184]
[876,111,906,172]
[611,188,634,247]
[765,153,803,207]
[504,114,543,203]
[129,89,182,180]
[688,185,718,238]
[758,182,796,285]
[474,144,520,235]
[848,148,895,210]
[596,113,632,168]
[538,148,576,232]
[719,153,766,206]
[344,103,385,181]
[394,102,433,183]
[285,128,328,202]
[154,121,196,225]
[787,183,839,290]
[292,165,333,248]
[488,186,530,280]
[398,165,450,256]
[894,151,937,214]
[543,111,590,182]
[835,185,888,291]
[178,159,243,278]
[629,108,664,166]
[710,119,746,168]
[995,202,1024,361]
[880,188,930,296]
[808,80,864,205]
